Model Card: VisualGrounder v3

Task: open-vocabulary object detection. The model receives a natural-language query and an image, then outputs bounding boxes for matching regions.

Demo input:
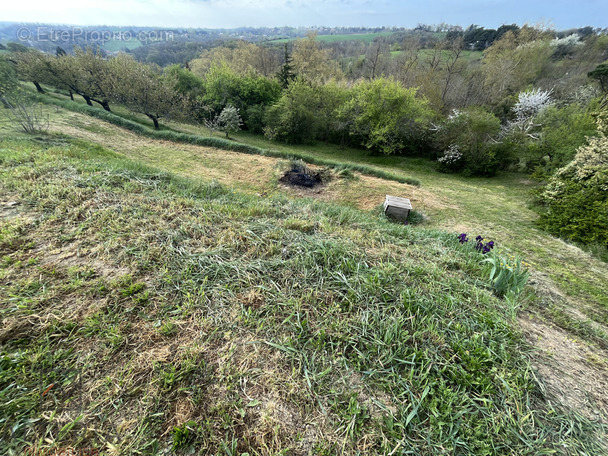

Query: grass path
[24,100,608,422]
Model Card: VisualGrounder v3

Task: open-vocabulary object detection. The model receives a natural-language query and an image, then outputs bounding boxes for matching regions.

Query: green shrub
[536,113,608,247]
[342,77,434,155]
[264,78,320,144]
[532,104,598,172]
[435,107,502,176]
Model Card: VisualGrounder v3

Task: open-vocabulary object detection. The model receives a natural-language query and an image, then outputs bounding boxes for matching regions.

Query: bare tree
[365,39,390,79]
[440,38,466,105]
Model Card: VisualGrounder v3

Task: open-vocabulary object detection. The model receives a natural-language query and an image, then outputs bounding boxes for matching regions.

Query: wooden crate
[383,195,412,222]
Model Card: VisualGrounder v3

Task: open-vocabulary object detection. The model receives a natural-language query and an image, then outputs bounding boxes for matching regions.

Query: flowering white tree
[504,88,554,140]
[513,88,553,122]
[550,34,582,48]
[206,104,243,138]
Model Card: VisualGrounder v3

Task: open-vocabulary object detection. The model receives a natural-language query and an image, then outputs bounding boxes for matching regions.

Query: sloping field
[36,101,608,425]
[1,104,607,454]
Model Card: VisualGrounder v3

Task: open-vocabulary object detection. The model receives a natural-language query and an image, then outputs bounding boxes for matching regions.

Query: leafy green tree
[291,32,344,85]
[15,48,114,109]
[190,41,281,78]
[263,78,320,144]
[6,42,29,53]
[531,104,598,172]
[342,77,434,155]
[71,47,113,111]
[482,27,553,105]
[276,43,296,89]
[589,63,608,107]
[107,55,186,130]
[50,52,101,107]
[315,81,350,144]
[588,63,608,93]
[165,64,206,121]
[201,63,280,129]
[13,49,52,94]
[0,56,18,107]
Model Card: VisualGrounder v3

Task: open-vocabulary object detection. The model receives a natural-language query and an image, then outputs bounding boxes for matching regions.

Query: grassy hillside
[1,124,606,455]
[100,39,143,52]
[24,90,608,360]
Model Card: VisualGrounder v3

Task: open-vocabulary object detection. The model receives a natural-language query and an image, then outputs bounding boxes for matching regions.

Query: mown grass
[210,130,608,351]
[1,134,606,455]
[31,90,421,188]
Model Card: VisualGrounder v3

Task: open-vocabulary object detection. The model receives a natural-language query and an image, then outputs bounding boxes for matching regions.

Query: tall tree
[291,32,343,85]
[71,47,113,111]
[588,63,608,105]
[276,43,296,89]
[13,50,51,94]
[107,55,186,130]
[482,27,553,105]
[364,39,390,79]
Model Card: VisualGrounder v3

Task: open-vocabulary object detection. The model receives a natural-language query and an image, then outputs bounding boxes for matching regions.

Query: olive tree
[13,50,54,94]
[70,47,113,111]
[15,48,114,110]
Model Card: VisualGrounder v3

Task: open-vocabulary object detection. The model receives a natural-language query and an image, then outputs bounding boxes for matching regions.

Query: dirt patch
[519,313,608,424]
[0,199,35,222]
[529,270,608,342]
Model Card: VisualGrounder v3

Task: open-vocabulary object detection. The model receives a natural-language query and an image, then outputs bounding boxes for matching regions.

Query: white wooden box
[383,195,412,222]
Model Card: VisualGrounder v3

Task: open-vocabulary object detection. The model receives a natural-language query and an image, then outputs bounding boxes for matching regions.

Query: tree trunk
[147,115,160,130]
[69,91,74,101]
[33,82,44,94]
[83,95,93,106]
[100,100,111,112]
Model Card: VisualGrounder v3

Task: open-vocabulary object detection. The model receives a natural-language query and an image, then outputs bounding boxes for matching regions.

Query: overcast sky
[3,0,607,29]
